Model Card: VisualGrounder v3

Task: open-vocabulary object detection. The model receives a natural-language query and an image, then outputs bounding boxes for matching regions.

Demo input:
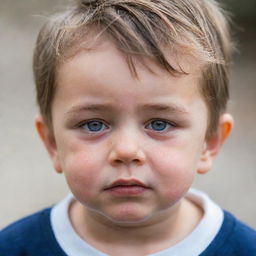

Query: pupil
[152,120,166,131]
[88,121,103,131]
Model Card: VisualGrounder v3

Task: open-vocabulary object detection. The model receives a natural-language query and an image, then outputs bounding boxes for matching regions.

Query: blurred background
[0,0,256,229]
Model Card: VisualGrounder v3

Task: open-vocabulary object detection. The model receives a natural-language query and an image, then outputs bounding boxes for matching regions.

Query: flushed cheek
[151,151,197,205]
[60,151,103,200]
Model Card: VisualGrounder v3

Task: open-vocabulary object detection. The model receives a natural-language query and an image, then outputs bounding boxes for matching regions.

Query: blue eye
[147,120,171,131]
[82,120,107,132]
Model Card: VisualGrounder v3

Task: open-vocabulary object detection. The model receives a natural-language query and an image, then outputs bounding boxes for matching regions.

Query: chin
[103,206,153,226]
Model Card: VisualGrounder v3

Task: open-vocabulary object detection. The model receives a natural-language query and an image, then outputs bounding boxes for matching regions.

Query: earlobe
[35,115,62,173]
[197,113,233,174]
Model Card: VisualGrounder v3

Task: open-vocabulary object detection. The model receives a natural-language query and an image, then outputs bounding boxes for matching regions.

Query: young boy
[1,0,256,255]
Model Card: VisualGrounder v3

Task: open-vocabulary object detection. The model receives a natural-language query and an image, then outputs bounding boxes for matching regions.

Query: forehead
[57,36,203,84]
[57,40,200,91]
[54,39,206,115]
[59,30,204,76]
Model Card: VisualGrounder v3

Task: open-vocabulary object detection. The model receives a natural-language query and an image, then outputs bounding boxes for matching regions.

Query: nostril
[111,157,145,166]
[114,159,123,165]
[134,158,144,165]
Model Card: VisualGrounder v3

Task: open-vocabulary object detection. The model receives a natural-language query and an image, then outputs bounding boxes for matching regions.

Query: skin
[36,39,233,255]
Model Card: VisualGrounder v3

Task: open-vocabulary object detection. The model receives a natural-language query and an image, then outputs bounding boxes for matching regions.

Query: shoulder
[225,211,256,251]
[0,208,66,256]
[201,210,256,256]
[0,208,51,235]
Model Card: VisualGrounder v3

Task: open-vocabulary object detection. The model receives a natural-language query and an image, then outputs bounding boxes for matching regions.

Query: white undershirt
[51,189,223,256]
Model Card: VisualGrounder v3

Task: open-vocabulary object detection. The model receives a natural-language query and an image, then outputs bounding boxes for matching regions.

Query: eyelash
[78,119,176,134]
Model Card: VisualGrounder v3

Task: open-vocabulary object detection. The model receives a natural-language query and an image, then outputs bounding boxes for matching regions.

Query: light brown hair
[33,0,235,137]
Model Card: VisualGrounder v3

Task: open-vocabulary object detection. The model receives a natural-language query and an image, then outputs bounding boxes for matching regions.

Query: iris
[149,120,170,131]
[83,120,106,132]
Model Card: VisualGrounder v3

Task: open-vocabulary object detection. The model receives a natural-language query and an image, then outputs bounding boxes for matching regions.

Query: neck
[69,198,203,255]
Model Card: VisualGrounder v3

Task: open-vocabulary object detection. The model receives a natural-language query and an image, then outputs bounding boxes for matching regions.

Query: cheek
[60,149,102,198]
[150,145,201,203]
[152,143,200,177]
[155,151,195,184]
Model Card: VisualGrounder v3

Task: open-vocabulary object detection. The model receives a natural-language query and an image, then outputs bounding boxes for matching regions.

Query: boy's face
[38,40,229,224]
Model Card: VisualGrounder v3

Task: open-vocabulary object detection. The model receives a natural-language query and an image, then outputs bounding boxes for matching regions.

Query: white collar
[51,189,223,256]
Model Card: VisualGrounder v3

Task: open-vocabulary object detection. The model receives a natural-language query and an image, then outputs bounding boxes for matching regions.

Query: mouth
[104,179,151,196]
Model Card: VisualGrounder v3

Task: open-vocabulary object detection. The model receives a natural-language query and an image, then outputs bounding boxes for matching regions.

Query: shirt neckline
[50,188,224,256]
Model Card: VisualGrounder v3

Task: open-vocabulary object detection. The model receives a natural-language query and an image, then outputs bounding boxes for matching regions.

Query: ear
[197,113,233,174]
[35,115,62,174]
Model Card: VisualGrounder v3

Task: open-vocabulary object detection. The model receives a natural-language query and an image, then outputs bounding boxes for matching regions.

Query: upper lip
[105,179,149,189]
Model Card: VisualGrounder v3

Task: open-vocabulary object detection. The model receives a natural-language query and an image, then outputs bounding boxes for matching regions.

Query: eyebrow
[65,103,189,115]
[139,103,189,115]
[65,104,114,115]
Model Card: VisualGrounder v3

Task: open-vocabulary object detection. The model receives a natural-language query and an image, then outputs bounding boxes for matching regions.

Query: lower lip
[105,185,149,196]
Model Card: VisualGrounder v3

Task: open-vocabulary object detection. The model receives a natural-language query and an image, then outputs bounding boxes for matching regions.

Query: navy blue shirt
[0,208,256,255]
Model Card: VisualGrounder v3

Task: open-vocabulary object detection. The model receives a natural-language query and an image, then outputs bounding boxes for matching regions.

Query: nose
[108,129,146,166]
